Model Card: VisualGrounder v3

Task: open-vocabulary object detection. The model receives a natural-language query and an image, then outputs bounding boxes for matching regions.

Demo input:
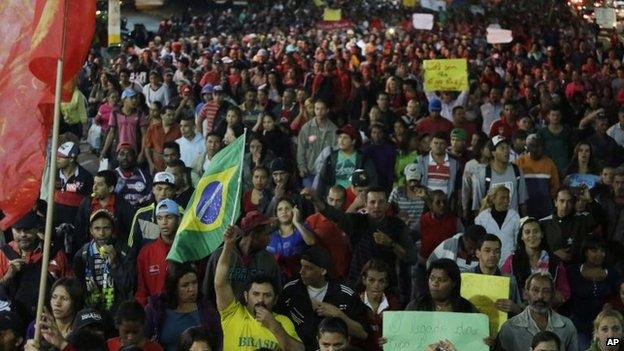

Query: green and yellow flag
[167,134,245,262]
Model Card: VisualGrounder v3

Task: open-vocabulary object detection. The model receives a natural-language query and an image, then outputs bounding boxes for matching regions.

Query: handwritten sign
[461,273,510,335]
[487,28,513,44]
[412,13,434,30]
[423,59,469,91]
[323,8,342,21]
[383,311,489,351]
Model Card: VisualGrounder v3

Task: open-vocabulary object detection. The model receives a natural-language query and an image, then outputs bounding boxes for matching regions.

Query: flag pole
[230,129,247,225]
[34,0,70,344]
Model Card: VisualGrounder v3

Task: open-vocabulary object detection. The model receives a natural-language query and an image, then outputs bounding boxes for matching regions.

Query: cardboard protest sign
[383,311,489,351]
[461,273,510,334]
[423,59,469,91]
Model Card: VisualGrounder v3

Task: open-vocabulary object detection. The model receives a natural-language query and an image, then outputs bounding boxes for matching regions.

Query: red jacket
[135,236,171,306]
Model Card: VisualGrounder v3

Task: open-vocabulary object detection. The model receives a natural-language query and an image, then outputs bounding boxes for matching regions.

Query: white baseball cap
[404,163,422,182]
[153,171,175,186]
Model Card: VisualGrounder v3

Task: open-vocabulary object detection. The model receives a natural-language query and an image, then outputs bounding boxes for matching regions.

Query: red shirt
[306,213,351,280]
[135,236,171,306]
[415,116,454,135]
[419,212,458,259]
[107,337,164,351]
[144,123,182,171]
[0,242,72,279]
[489,116,518,139]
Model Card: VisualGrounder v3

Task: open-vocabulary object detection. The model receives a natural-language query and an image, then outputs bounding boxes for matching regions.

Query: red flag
[30,0,96,100]
[0,0,95,229]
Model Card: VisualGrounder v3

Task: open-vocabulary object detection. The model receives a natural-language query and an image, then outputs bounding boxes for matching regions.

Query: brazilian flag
[167,134,245,262]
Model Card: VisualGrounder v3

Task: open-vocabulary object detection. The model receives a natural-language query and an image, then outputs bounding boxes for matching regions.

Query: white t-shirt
[176,133,205,167]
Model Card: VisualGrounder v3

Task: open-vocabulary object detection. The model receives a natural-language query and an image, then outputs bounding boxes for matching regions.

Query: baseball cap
[89,209,115,224]
[213,85,224,93]
[428,99,442,112]
[116,142,134,153]
[240,210,272,232]
[57,141,79,158]
[221,56,233,64]
[351,169,369,187]
[488,135,508,151]
[13,211,42,230]
[336,124,359,142]
[153,171,175,186]
[450,128,467,141]
[301,246,331,272]
[201,84,214,94]
[404,163,422,182]
[525,133,541,145]
[72,308,105,331]
[156,199,180,217]
[121,88,137,100]
[270,158,290,174]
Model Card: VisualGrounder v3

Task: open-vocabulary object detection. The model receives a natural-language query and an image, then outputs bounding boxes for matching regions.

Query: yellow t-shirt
[220,300,301,351]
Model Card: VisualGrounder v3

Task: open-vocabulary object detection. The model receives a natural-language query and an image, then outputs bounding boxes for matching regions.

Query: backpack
[484,163,521,205]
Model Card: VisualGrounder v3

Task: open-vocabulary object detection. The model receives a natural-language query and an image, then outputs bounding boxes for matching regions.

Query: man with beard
[215,224,304,351]
[497,272,578,351]
[0,212,71,320]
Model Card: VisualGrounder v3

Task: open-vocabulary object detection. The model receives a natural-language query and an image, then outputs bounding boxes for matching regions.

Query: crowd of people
[3,0,624,350]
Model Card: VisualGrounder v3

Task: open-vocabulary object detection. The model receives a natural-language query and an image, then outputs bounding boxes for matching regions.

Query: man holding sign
[473,234,523,315]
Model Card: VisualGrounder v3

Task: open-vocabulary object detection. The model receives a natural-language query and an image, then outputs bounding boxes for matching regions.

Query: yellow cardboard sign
[460,273,510,335]
[423,59,469,91]
[403,0,416,7]
[323,8,342,21]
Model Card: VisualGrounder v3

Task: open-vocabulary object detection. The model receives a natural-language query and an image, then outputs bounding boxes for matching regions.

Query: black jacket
[275,279,370,351]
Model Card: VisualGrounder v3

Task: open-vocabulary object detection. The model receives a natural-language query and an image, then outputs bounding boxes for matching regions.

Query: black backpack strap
[0,245,19,261]
[511,163,521,204]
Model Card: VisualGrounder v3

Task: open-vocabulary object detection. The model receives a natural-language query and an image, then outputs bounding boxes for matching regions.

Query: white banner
[108,0,121,46]
[595,8,616,28]
[412,13,434,30]
[486,28,513,44]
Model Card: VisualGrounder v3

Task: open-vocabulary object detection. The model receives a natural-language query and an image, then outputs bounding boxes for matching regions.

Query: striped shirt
[426,152,451,194]
[388,186,426,230]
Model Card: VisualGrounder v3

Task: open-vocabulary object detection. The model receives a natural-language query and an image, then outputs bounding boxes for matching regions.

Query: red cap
[240,211,272,232]
[336,124,359,142]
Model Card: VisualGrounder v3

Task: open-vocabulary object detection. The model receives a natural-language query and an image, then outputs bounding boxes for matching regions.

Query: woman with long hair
[501,217,570,306]
[405,258,476,312]
[241,166,272,215]
[474,185,520,264]
[26,278,86,349]
[145,263,220,351]
[266,197,317,279]
[567,238,620,350]
[563,141,601,189]
[586,309,624,351]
